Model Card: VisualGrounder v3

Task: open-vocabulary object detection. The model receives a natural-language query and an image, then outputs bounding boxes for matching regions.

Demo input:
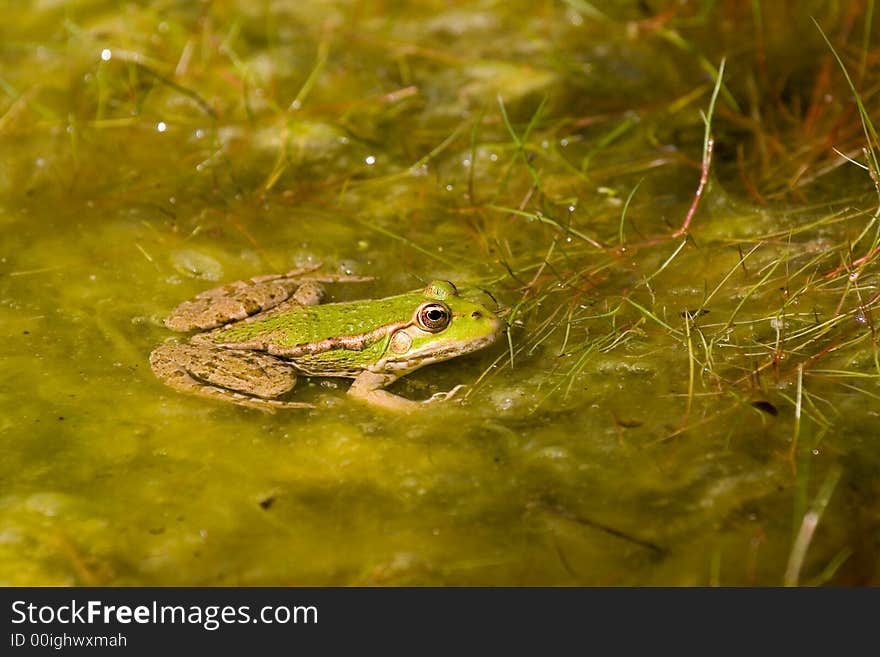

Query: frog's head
[374,280,502,374]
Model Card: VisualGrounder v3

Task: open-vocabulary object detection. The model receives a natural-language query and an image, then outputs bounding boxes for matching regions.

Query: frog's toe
[425,384,468,404]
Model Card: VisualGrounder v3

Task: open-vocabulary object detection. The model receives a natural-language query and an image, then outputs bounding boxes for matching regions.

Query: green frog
[149,268,502,412]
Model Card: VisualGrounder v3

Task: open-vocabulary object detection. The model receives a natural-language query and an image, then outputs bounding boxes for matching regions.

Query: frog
[149,267,502,412]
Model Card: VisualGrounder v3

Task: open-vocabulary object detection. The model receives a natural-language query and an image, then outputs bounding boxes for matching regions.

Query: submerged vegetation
[1,1,880,584]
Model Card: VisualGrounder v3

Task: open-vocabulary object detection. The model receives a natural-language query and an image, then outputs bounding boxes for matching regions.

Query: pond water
[1,1,878,585]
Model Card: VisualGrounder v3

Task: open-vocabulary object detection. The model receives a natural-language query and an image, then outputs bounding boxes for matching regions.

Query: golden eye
[417,302,451,332]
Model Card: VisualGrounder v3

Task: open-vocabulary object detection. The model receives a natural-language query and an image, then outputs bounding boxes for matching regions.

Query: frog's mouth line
[377,331,501,372]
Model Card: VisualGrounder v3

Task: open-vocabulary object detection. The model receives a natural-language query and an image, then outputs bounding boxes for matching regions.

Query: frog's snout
[486,313,505,338]
[464,309,503,333]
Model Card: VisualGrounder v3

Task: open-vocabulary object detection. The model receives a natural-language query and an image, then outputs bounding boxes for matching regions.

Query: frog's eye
[417,302,451,332]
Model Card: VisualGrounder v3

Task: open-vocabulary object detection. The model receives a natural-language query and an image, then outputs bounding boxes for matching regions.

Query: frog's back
[206,291,419,350]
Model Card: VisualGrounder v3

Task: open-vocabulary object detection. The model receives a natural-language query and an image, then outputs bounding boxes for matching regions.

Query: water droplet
[157,121,167,132]
[100,48,112,61]
[365,155,376,165]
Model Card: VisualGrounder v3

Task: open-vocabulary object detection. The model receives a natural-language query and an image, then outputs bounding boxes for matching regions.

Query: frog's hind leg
[164,269,373,332]
[149,343,313,412]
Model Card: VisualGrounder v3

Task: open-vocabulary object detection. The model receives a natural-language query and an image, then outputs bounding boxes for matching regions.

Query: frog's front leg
[347,371,417,412]
[347,371,466,412]
[149,343,313,412]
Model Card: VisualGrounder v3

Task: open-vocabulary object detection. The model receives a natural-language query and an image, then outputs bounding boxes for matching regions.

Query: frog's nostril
[471,311,483,319]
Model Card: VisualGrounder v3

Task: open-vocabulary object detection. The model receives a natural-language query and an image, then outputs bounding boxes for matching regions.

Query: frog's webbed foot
[149,343,313,413]
[347,372,467,412]
[286,266,374,286]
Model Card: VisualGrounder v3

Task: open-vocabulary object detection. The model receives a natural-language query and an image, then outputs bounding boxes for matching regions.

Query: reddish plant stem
[674,136,714,237]
[826,242,880,280]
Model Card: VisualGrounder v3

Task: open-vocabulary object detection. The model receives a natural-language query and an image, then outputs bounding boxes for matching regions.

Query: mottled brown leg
[149,343,313,412]
[164,268,372,332]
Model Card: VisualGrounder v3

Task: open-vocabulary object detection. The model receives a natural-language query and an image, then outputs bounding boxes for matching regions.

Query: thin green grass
[784,465,842,586]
